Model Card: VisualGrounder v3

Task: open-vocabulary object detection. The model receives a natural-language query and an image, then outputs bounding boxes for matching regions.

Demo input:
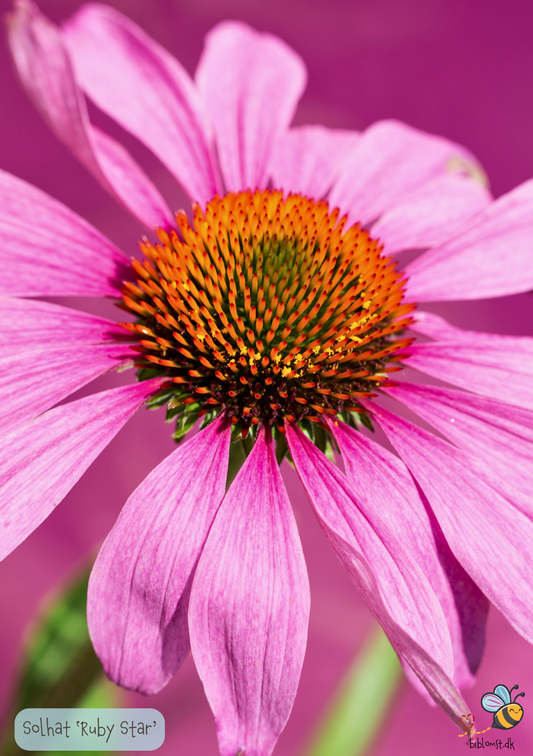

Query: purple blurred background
[1,0,533,754]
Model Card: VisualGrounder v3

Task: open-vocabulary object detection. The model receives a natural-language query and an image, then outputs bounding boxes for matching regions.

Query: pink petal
[370,404,533,645]
[63,4,220,207]
[88,415,231,695]
[286,425,467,724]
[411,309,533,349]
[269,125,359,200]
[372,173,491,254]
[328,119,479,225]
[0,297,126,356]
[196,21,307,193]
[329,419,488,689]
[409,309,476,340]
[0,343,132,435]
[0,168,130,298]
[91,126,174,227]
[7,1,173,230]
[189,429,310,756]
[404,325,533,410]
[404,178,533,301]
[384,382,533,503]
[0,379,160,561]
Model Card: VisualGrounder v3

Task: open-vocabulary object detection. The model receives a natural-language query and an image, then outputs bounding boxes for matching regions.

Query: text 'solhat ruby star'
[3,2,533,755]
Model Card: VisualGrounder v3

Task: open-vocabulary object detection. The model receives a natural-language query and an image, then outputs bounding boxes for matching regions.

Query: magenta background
[1,0,533,754]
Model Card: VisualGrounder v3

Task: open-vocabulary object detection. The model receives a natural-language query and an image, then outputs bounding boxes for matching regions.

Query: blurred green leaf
[226,434,254,489]
[303,627,403,756]
[274,427,289,465]
[0,567,122,756]
[17,570,100,710]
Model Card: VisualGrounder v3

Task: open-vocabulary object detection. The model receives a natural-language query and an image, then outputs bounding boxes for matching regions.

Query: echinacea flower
[3,2,533,755]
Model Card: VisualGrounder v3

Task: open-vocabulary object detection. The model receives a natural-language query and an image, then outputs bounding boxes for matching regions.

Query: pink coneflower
[3,2,533,755]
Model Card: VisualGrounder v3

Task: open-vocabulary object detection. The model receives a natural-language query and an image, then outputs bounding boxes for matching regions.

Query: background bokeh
[1,0,533,754]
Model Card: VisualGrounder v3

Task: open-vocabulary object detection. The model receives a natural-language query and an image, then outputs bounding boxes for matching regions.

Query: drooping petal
[411,309,533,348]
[189,429,310,756]
[91,126,174,227]
[269,125,359,200]
[7,1,173,229]
[372,173,491,254]
[0,297,126,356]
[88,415,231,695]
[0,343,132,435]
[285,425,467,724]
[403,326,533,410]
[0,379,161,561]
[329,419,488,689]
[328,120,479,226]
[408,309,480,340]
[196,21,307,193]
[370,404,533,645]
[384,382,533,503]
[0,169,130,298]
[63,3,220,207]
[404,178,533,301]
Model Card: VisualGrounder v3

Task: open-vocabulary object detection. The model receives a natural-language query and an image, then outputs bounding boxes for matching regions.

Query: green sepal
[226,434,254,490]
[165,397,188,422]
[172,413,199,442]
[358,411,375,433]
[293,418,338,463]
[229,421,257,443]
[273,427,288,465]
[313,423,338,463]
[297,418,315,442]
[172,402,202,442]
[338,408,375,433]
[199,408,222,430]
[136,366,162,383]
[165,404,185,422]
[116,361,134,374]
[145,387,177,410]
[339,409,358,430]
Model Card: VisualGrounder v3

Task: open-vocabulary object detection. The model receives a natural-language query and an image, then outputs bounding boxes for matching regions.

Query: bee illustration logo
[481,684,525,730]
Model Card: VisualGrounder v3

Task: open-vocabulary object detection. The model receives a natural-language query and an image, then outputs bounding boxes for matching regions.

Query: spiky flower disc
[121,190,413,436]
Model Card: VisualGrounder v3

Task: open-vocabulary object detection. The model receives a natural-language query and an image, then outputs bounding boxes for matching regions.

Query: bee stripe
[496,707,520,729]
[503,709,516,726]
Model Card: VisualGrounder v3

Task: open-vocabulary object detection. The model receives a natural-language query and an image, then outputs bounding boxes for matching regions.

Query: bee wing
[482,693,505,712]
[494,685,511,704]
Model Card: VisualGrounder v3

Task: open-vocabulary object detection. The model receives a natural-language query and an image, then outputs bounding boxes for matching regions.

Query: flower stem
[303,626,403,756]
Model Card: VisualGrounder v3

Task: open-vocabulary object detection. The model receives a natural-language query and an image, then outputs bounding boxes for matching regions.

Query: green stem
[303,627,403,756]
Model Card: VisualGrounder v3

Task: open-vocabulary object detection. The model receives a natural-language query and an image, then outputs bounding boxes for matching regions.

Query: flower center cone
[121,189,414,436]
